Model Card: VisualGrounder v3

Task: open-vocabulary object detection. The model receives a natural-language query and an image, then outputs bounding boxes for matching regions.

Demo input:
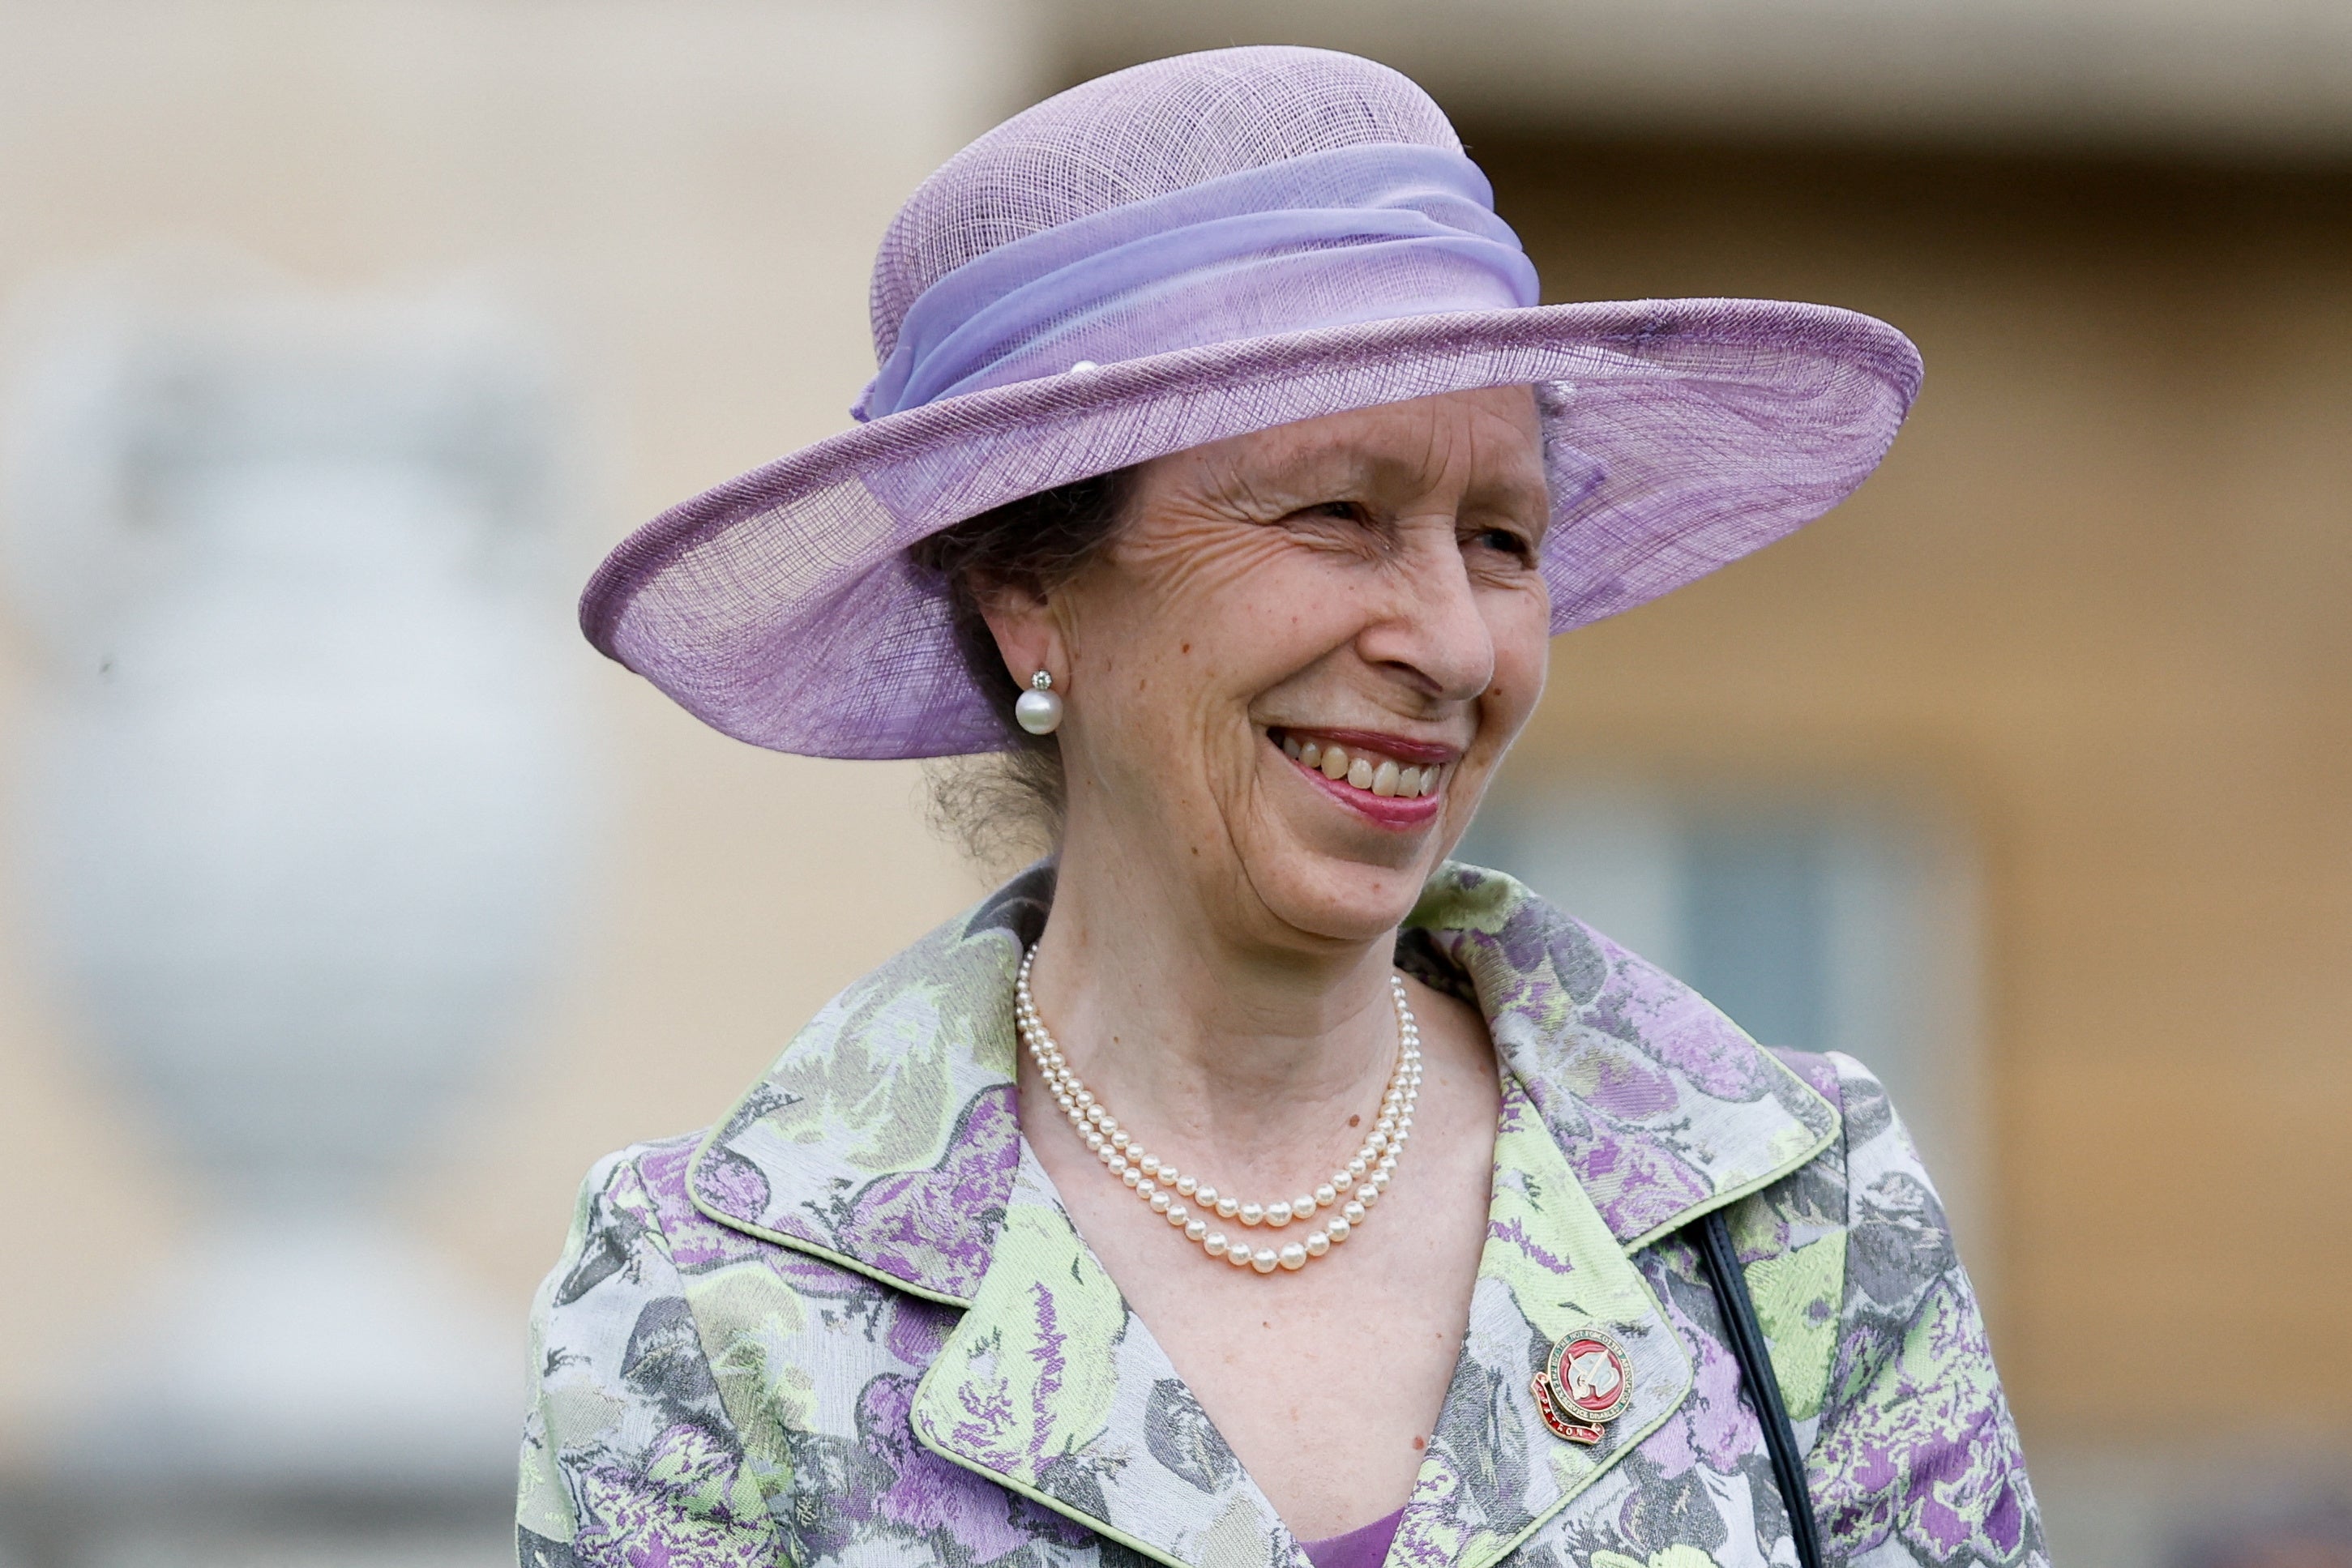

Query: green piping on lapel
[909,1402,1195,1568]
[1615,1044,1841,1256]
[683,1118,977,1310]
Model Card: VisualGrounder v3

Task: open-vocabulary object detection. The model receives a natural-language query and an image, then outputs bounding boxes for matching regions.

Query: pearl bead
[1226,1244,1255,1269]
[1239,1203,1264,1227]
[1264,1203,1290,1227]
[1304,1231,1331,1258]
[1077,1092,1096,1110]
[1324,1217,1351,1243]
[1367,1131,1389,1152]
[1014,686,1063,735]
[1195,1186,1217,1209]
[1372,1170,1392,1190]
[1185,1219,1208,1241]
[1204,1233,1228,1258]
[1084,1130,1104,1151]
[1217,1197,1239,1220]
[1111,1131,1131,1150]
[1342,1201,1366,1224]
[1277,1244,1307,1271]
[1121,1169,1141,1188]
[1356,1185,1379,1207]
[1148,1192,1170,1212]
[1314,1184,1337,1207]
[1329,1173,1353,1194]
[1251,1248,1279,1274]
[1135,1180,1156,1198]
[1176,1177,1198,1196]
[1139,1155,1161,1176]
[1349,1157,1368,1177]
[1165,1203,1188,1224]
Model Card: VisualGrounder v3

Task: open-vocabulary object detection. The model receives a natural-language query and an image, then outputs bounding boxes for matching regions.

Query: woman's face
[1008,386,1551,951]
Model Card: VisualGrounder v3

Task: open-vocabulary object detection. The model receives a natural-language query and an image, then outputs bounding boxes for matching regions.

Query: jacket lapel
[1383,864,1841,1568]
[681,867,1054,1305]
[910,1143,1296,1568]
[1389,1073,1693,1568]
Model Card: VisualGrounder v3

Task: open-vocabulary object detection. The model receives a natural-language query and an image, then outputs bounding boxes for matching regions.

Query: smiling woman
[524,45,2042,1568]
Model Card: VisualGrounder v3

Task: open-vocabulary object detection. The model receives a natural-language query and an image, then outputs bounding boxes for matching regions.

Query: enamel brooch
[1533,1327,1633,1445]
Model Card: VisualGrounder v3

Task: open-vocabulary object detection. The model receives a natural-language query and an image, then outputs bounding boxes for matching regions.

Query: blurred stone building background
[0,2,2346,1565]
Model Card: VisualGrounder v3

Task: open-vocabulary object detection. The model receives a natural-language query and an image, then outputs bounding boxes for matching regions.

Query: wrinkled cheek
[1487,615,1551,739]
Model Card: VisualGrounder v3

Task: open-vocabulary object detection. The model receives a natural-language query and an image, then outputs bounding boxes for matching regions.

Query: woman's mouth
[1268,728,1454,824]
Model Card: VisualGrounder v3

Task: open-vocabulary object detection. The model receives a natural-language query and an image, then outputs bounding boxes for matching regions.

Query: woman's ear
[977,579,1067,691]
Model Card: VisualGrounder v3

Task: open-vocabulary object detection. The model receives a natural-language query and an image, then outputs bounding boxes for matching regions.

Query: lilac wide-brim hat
[582,46,1922,760]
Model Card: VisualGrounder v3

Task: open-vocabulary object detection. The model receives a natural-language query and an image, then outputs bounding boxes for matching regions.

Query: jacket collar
[686,860,1837,1301]
[686,861,1838,1568]
[1399,863,1839,1249]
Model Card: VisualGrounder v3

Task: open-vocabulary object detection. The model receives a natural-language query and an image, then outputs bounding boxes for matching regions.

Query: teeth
[1283,733,1447,799]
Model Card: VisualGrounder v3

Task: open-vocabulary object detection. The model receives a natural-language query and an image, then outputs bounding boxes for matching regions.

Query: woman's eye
[1471,526,1534,559]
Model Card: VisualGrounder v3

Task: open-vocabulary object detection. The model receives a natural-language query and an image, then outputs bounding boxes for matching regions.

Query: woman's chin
[1243,848,1438,946]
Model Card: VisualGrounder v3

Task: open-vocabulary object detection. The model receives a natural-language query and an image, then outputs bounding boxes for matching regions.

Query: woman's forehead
[1181,390,1546,498]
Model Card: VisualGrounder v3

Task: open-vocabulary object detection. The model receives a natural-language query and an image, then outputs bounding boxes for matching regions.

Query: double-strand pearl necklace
[1014,947,1422,1275]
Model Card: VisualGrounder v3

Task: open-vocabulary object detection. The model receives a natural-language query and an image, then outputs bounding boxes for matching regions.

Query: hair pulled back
[906,466,1135,863]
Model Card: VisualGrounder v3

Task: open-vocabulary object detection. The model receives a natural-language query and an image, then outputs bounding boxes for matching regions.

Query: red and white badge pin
[1533,1328,1633,1446]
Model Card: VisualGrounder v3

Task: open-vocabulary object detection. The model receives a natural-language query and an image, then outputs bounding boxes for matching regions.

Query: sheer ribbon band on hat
[853,143,1543,421]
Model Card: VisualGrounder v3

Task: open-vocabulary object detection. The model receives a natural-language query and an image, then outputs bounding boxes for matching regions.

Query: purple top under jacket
[1299,1507,1405,1568]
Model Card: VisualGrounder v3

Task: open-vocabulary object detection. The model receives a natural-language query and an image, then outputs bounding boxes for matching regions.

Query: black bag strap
[1694,1207,1825,1568]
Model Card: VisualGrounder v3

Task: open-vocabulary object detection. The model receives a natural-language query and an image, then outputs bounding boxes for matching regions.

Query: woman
[521,46,2042,1568]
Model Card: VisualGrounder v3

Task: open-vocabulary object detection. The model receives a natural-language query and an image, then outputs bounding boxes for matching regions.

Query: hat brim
[582,297,1920,759]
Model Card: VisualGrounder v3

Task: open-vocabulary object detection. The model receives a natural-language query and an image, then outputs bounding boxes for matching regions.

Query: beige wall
[0,0,1033,1442]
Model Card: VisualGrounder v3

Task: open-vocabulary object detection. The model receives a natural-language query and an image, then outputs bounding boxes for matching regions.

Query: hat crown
[869,47,1464,364]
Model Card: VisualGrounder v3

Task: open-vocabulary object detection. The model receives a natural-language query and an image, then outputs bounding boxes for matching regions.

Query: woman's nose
[1356,527,1495,703]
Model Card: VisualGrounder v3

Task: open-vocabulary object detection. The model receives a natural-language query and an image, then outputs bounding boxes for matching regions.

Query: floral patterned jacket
[519,864,2044,1568]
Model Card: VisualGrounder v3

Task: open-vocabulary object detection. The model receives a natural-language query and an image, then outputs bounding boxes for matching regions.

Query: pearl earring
[1014,669,1063,735]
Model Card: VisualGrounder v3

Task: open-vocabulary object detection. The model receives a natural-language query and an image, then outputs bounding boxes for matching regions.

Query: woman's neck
[1024,837,1406,1185]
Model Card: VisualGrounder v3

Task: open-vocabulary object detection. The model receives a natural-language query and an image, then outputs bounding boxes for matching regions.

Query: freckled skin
[986,387,1549,1539]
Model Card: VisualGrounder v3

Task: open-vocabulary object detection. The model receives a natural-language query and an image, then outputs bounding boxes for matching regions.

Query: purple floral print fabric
[519,863,2043,1568]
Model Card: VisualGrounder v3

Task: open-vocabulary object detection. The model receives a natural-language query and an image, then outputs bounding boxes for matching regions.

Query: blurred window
[1459,783,1990,1256]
